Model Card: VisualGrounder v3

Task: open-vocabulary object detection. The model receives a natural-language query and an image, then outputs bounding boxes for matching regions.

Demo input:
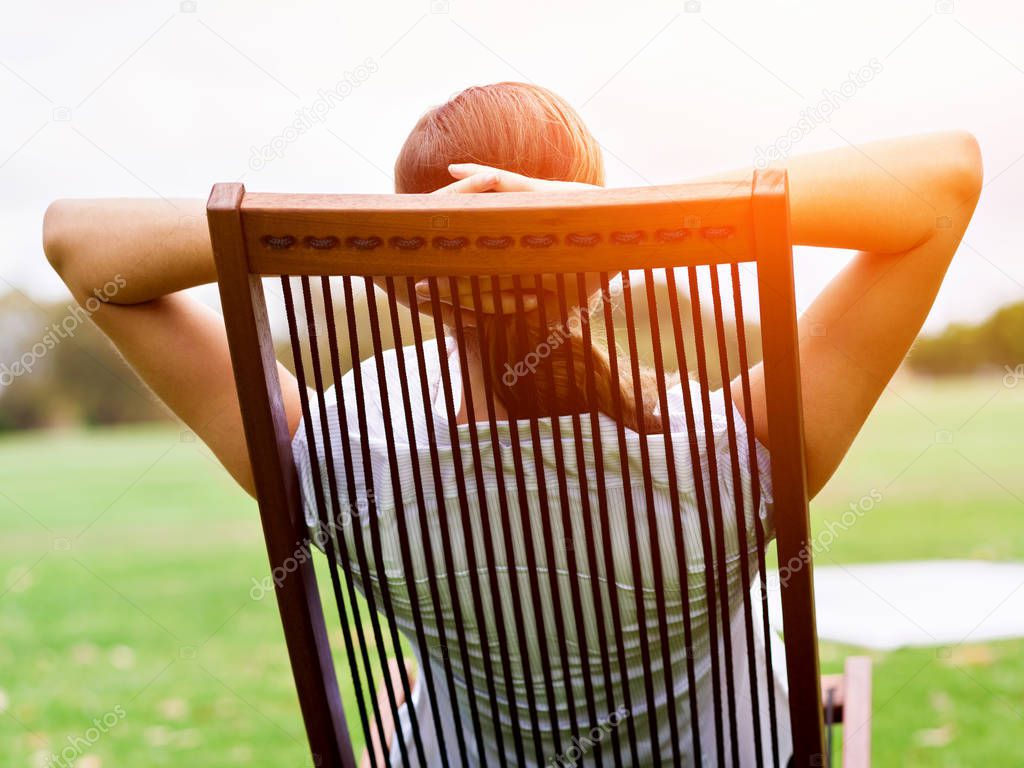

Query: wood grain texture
[240,178,756,276]
[842,656,873,767]
[210,171,837,767]
[752,168,827,766]
[208,182,355,768]
[819,656,873,766]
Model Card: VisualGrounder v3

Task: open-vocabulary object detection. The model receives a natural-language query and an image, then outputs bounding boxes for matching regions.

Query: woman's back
[293,338,791,766]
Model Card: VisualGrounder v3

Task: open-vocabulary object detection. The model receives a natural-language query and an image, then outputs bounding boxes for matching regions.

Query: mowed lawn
[1,373,1022,766]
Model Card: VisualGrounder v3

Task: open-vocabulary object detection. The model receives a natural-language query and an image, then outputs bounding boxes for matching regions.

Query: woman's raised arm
[738,130,983,496]
[43,197,302,496]
[441,131,984,498]
[43,198,215,305]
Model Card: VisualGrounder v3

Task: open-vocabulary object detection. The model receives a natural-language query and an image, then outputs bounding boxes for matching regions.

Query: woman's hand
[431,163,600,195]
[423,164,600,324]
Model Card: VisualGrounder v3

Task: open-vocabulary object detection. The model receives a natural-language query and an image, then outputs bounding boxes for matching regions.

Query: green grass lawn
[1,373,1022,766]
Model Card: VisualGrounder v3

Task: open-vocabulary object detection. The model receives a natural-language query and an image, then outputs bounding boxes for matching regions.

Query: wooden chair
[208,170,872,767]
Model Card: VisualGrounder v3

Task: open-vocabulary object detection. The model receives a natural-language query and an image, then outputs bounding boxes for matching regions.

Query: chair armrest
[821,656,872,767]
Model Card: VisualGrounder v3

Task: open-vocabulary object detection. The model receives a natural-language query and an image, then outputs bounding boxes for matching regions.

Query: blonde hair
[394,82,661,432]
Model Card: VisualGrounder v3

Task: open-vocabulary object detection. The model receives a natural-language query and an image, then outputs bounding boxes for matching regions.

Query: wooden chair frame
[209,170,870,767]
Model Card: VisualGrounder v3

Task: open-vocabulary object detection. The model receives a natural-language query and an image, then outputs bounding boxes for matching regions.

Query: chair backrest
[208,171,824,768]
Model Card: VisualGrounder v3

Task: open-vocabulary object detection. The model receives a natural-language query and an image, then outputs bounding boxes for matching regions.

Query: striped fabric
[292,336,792,767]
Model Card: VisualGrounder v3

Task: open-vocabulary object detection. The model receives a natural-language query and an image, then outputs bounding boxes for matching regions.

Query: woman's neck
[455,333,509,425]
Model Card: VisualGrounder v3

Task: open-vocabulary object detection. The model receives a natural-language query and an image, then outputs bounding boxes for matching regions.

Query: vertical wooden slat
[319,276,430,767]
[687,265,741,765]
[664,266,726,766]
[642,267,703,764]
[752,168,824,766]
[730,263,781,768]
[402,277,475,768]
[338,275,417,768]
[555,272,623,768]
[446,276,523,767]
[281,276,380,768]
[532,273,603,764]
[688,266,745,768]
[507,273,580,748]
[362,274,459,767]
[598,271,662,765]
[423,275,504,768]
[575,272,641,767]
[619,270,681,767]
[470,275,549,767]
[207,183,353,768]
[708,264,765,767]
[489,275,564,755]
[378,276,454,767]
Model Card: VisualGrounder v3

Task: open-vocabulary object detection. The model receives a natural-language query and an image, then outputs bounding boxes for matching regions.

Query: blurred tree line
[907,300,1024,376]
[4,281,1019,435]
[0,292,168,432]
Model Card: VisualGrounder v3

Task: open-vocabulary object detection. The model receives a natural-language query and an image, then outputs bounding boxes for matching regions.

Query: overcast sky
[2,0,1021,330]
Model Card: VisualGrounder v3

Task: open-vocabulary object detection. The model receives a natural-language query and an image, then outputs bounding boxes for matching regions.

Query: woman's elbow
[42,199,73,280]
[43,200,105,304]
[944,130,984,208]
